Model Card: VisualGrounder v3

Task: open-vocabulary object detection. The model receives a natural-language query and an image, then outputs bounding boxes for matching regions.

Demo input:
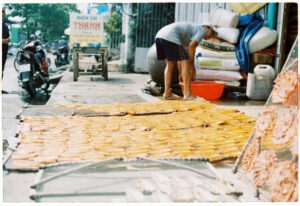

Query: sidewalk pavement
[47,70,159,106]
[4,68,265,202]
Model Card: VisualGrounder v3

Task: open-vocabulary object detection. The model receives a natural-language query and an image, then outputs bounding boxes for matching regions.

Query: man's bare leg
[179,60,196,100]
[177,62,183,83]
[163,60,176,99]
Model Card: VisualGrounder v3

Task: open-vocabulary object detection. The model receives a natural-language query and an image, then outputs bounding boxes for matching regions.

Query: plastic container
[180,81,225,101]
[246,65,275,100]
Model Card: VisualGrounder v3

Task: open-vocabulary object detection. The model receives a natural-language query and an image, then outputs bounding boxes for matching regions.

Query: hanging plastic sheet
[230,3,267,14]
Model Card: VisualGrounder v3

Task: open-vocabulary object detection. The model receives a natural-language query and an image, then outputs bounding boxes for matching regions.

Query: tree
[7,4,78,41]
[103,4,122,49]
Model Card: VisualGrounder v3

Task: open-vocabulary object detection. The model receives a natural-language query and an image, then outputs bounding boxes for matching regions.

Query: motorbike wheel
[47,58,51,67]
[55,59,59,68]
[14,59,19,72]
[25,73,37,97]
[41,81,50,92]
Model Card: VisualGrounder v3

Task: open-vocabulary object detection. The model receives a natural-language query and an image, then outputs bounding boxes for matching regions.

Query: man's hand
[2,38,10,45]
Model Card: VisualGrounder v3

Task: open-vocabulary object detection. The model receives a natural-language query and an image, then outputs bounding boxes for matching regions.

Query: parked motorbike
[54,45,69,67]
[15,38,50,97]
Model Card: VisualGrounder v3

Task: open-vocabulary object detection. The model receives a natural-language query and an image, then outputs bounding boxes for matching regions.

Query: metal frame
[231,37,298,201]
[29,157,243,202]
[73,47,108,82]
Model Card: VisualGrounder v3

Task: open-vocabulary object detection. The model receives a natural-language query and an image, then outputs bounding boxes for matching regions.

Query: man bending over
[155,22,215,100]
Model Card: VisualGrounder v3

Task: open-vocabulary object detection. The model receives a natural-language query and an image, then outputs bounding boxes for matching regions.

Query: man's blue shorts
[155,38,189,61]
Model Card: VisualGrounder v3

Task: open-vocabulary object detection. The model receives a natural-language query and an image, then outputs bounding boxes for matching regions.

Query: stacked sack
[194,7,242,87]
[194,7,278,87]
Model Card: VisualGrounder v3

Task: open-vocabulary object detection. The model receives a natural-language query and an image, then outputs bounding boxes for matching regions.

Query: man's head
[202,24,217,40]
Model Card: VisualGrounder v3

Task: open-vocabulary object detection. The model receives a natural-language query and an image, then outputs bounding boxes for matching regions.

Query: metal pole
[232,131,255,173]
[31,158,118,188]
[30,191,126,200]
[137,157,214,179]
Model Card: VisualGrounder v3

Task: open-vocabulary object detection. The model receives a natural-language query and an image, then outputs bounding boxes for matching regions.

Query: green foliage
[6,3,78,41]
[103,4,122,49]
[104,11,122,34]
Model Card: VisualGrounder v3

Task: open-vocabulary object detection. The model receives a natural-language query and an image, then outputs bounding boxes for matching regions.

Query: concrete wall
[175,3,268,23]
[175,3,232,23]
[134,47,150,72]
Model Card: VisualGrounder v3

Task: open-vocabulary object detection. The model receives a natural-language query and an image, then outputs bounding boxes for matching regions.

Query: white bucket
[209,7,239,28]
[246,65,275,100]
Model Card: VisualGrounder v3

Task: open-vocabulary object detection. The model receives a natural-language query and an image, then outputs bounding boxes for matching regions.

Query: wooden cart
[72,47,108,81]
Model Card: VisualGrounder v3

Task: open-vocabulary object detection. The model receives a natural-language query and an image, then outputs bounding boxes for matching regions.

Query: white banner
[70,13,104,46]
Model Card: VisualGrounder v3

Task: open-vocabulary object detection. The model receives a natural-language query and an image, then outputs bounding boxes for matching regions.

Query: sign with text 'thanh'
[70,13,104,46]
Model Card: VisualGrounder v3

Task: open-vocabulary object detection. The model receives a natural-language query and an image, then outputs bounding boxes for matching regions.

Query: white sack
[249,26,278,53]
[209,7,239,28]
[195,69,243,81]
[195,56,240,71]
[215,27,240,44]
[195,46,237,59]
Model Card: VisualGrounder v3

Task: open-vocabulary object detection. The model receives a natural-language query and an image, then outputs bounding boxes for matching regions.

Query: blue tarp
[236,13,264,73]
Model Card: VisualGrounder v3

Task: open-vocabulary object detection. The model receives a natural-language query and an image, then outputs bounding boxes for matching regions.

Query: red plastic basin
[180,81,225,101]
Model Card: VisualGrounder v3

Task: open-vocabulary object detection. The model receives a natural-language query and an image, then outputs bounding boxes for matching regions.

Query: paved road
[2,52,64,202]
[2,50,156,202]
[2,53,60,148]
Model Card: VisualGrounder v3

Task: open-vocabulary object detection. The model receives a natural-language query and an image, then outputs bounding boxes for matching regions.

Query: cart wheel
[102,51,108,81]
[73,68,78,81]
[73,63,79,81]
[104,74,108,81]
[73,74,78,81]
[92,65,97,74]
[103,66,108,81]
[73,52,79,81]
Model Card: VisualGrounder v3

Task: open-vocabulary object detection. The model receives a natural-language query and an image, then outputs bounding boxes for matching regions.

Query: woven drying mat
[58,100,214,116]
[8,100,255,171]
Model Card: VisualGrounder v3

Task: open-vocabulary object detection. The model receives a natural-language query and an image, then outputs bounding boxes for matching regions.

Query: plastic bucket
[180,81,225,101]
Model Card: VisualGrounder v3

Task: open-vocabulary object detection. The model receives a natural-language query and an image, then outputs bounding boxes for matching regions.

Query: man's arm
[2,38,10,45]
[188,40,198,64]
[188,40,199,79]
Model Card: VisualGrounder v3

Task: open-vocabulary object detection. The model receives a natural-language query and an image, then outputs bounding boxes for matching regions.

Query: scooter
[54,45,69,68]
[15,38,50,97]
